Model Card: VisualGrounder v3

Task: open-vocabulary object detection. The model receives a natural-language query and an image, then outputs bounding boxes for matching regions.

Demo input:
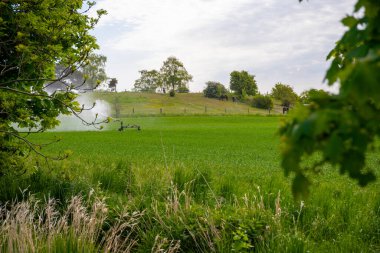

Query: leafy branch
[280,0,380,199]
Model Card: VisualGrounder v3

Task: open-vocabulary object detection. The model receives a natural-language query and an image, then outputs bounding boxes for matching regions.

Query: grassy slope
[91,92,283,117]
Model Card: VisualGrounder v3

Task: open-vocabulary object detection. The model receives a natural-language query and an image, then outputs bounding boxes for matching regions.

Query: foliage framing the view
[0,0,106,175]
[280,0,380,198]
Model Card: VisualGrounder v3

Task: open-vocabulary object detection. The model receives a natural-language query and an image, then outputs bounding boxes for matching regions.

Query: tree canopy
[108,78,118,92]
[81,53,108,89]
[299,89,329,104]
[280,0,380,198]
[229,71,258,97]
[133,70,162,92]
[0,0,106,175]
[160,57,193,95]
[50,53,108,93]
[271,83,298,107]
[203,81,228,98]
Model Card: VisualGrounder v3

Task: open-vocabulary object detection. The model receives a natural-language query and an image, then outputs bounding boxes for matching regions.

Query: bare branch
[0,86,110,128]
[0,78,56,87]
[7,132,68,161]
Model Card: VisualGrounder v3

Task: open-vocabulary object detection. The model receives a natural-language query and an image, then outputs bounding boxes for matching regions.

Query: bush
[299,89,329,104]
[169,90,175,97]
[203,81,227,98]
[177,86,190,93]
[252,94,273,110]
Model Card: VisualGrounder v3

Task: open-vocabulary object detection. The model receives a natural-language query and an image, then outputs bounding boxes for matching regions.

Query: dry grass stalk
[151,235,180,253]
[0,194,144,253]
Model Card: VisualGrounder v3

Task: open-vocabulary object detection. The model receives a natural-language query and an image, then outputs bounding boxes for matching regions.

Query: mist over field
[54,94,111,131]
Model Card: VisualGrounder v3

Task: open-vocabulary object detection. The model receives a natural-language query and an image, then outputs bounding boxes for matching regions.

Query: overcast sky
[91,0,356,94]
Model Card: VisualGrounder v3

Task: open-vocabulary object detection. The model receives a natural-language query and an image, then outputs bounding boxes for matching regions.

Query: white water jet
[53,94,112,131]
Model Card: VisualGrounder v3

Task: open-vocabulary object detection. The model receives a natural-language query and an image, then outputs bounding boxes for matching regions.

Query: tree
[108,78,118,92]
[252,94,273,110]
[280,0,379,198]
[133,70,162,92]
[160,57,193,96]
[0,0,106,176]
[271,83,298,107]
[81,53,108,89]
[48,53,108,93]
[299,89,329,104]
[203,81,227,98]
[229,71,258,97]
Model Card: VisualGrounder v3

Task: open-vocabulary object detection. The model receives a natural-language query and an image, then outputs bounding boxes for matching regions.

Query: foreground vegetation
[0,116,378,252]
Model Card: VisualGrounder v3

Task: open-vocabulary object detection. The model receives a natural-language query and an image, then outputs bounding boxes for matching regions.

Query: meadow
[1,115,379,252]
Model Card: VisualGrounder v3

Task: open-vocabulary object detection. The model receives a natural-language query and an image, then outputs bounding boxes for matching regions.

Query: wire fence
[113,105,284,118]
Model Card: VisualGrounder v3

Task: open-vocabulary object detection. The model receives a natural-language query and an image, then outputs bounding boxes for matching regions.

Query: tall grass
[0,193,143,252]
[1,160,379,252]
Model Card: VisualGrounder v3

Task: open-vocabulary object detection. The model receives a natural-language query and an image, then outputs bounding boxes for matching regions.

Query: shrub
[169,90,175,97]
[252,94,273,110]
[177,86,190,93]
[203,81,227,98]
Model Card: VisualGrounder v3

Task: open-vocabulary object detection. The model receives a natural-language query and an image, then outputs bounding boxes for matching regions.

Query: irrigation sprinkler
[118,121,141,131]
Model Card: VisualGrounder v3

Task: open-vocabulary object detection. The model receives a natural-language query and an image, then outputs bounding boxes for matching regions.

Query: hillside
[92,92,283,117]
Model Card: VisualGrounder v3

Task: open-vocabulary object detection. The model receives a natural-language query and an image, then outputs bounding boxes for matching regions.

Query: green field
[2,115,379,252]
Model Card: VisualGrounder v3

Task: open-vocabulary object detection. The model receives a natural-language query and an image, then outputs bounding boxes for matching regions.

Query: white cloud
[92,0,356,93]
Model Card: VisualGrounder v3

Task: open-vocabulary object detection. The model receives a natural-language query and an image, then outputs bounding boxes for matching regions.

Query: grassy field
[1,115,379,252]
[91,92,284,116]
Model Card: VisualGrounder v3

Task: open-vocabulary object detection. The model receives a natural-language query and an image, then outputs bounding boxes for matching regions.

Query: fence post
[160,108,162,114]
[132,108,134,114]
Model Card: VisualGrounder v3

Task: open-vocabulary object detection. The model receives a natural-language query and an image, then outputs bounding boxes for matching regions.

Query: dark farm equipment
[118,121,141,131]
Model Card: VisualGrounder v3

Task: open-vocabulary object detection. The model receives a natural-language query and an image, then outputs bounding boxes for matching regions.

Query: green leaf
[341,16,358,28]
[323,133,344,163]
[347,45,369,59]
[324,59,340,85]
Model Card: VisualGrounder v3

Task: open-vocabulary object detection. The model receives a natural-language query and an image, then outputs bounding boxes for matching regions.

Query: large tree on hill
[229,71,258,97]
[281,0,380,198]
[0,0,106,176]
[271,83,298,107]
[160,57,193,95]
[133,69,162,92]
